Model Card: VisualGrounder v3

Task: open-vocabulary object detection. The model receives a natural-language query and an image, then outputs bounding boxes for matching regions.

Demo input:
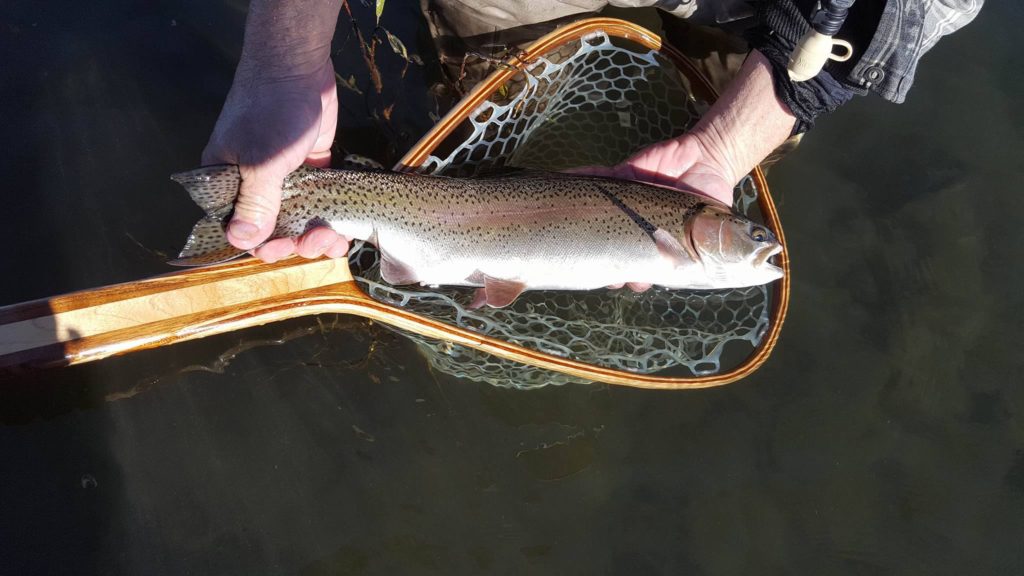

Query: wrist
[685,50,796,185]
[234,54,335,91]
[236,0,340,83]
[204,57,336,168]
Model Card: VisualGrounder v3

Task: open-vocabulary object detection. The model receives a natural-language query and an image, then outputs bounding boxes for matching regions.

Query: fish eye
[749,226,769,242]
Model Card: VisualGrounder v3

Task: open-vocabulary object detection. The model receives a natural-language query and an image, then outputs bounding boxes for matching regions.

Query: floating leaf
[351,26,383,94]
[336,72,363,95]
[382,27,423,66]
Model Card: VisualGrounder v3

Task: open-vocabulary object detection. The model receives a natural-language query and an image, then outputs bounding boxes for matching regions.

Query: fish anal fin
[473,276,527,309]
[653,228,698,268]
[379,252,420,285]
[469,288,489,310]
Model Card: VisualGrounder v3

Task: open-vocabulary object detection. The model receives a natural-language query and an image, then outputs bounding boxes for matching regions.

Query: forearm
[204,0,342,255]
[688,50,796,185]
[235,0,342,83]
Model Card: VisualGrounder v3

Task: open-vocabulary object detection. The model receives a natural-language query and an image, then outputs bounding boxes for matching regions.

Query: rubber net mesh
[349,30,772,388]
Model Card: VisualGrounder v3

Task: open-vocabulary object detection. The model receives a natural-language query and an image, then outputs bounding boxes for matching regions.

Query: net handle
[395,17,790,389]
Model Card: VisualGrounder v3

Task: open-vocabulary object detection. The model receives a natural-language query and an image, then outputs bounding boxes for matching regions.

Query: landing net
[350,19,787,388]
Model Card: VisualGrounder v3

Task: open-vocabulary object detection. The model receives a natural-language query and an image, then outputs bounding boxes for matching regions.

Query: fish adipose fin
[168,165,247,267]
[469,276,527,309]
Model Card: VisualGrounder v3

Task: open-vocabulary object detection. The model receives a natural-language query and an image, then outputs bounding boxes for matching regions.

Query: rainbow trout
[171,165,783,307]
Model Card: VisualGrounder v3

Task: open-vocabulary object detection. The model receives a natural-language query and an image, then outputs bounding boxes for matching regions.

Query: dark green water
[2,1,1022,573]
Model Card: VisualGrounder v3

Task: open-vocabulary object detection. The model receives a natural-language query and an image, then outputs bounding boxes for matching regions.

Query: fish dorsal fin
[170,165,241,216]
[469,276,528,309]
[653,228,699,268]
[168,214,246,266]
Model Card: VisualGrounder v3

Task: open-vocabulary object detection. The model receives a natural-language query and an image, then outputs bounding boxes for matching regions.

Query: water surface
[1,1,1022,573]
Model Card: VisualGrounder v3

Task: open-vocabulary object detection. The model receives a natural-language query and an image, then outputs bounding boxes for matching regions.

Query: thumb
[226,168,284,250]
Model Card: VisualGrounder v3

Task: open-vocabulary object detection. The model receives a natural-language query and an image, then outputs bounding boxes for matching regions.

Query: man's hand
[201,0,346,263]
[202,61,349,262]
[570,134,737,206]
[573,50,796,292]
[574,50,796,208]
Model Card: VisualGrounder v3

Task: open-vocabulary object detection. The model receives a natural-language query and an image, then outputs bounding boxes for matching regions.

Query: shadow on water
[0,1,249,572]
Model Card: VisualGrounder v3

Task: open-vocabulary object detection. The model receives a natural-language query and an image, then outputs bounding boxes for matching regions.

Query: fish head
[687,203,784,287]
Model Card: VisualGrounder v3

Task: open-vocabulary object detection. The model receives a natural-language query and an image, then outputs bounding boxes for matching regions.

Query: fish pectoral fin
[653,228,698,268]
[379,251,420,285]
[468,276,528,309]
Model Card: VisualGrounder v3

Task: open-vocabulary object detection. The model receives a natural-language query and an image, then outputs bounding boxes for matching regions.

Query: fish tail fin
[170,164,241,215]
[168,213,246,266]
[168,165,247,267]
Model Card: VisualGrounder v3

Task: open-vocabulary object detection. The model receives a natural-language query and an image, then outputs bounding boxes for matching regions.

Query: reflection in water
[514,425,602,481]
[102,316,381,403]
[0,315,400,424]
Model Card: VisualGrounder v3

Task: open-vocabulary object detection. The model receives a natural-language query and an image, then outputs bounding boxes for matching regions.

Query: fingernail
[228,220,258,240]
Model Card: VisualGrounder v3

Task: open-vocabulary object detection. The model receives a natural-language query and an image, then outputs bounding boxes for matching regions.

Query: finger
[626,282,652,293]
[324,236,352,259]
[305,150,332,169]
[295,227,339,258]
[310,80,338,165]
[253,237,296,263]
[626,138,700,182]
[606,283,625,289]
[227,168,284,250]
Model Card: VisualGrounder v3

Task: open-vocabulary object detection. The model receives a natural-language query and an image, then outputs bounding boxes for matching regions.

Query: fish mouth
[756,243,785,277]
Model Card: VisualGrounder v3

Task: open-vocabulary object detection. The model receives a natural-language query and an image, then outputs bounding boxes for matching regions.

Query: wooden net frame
[393,17,790,388]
